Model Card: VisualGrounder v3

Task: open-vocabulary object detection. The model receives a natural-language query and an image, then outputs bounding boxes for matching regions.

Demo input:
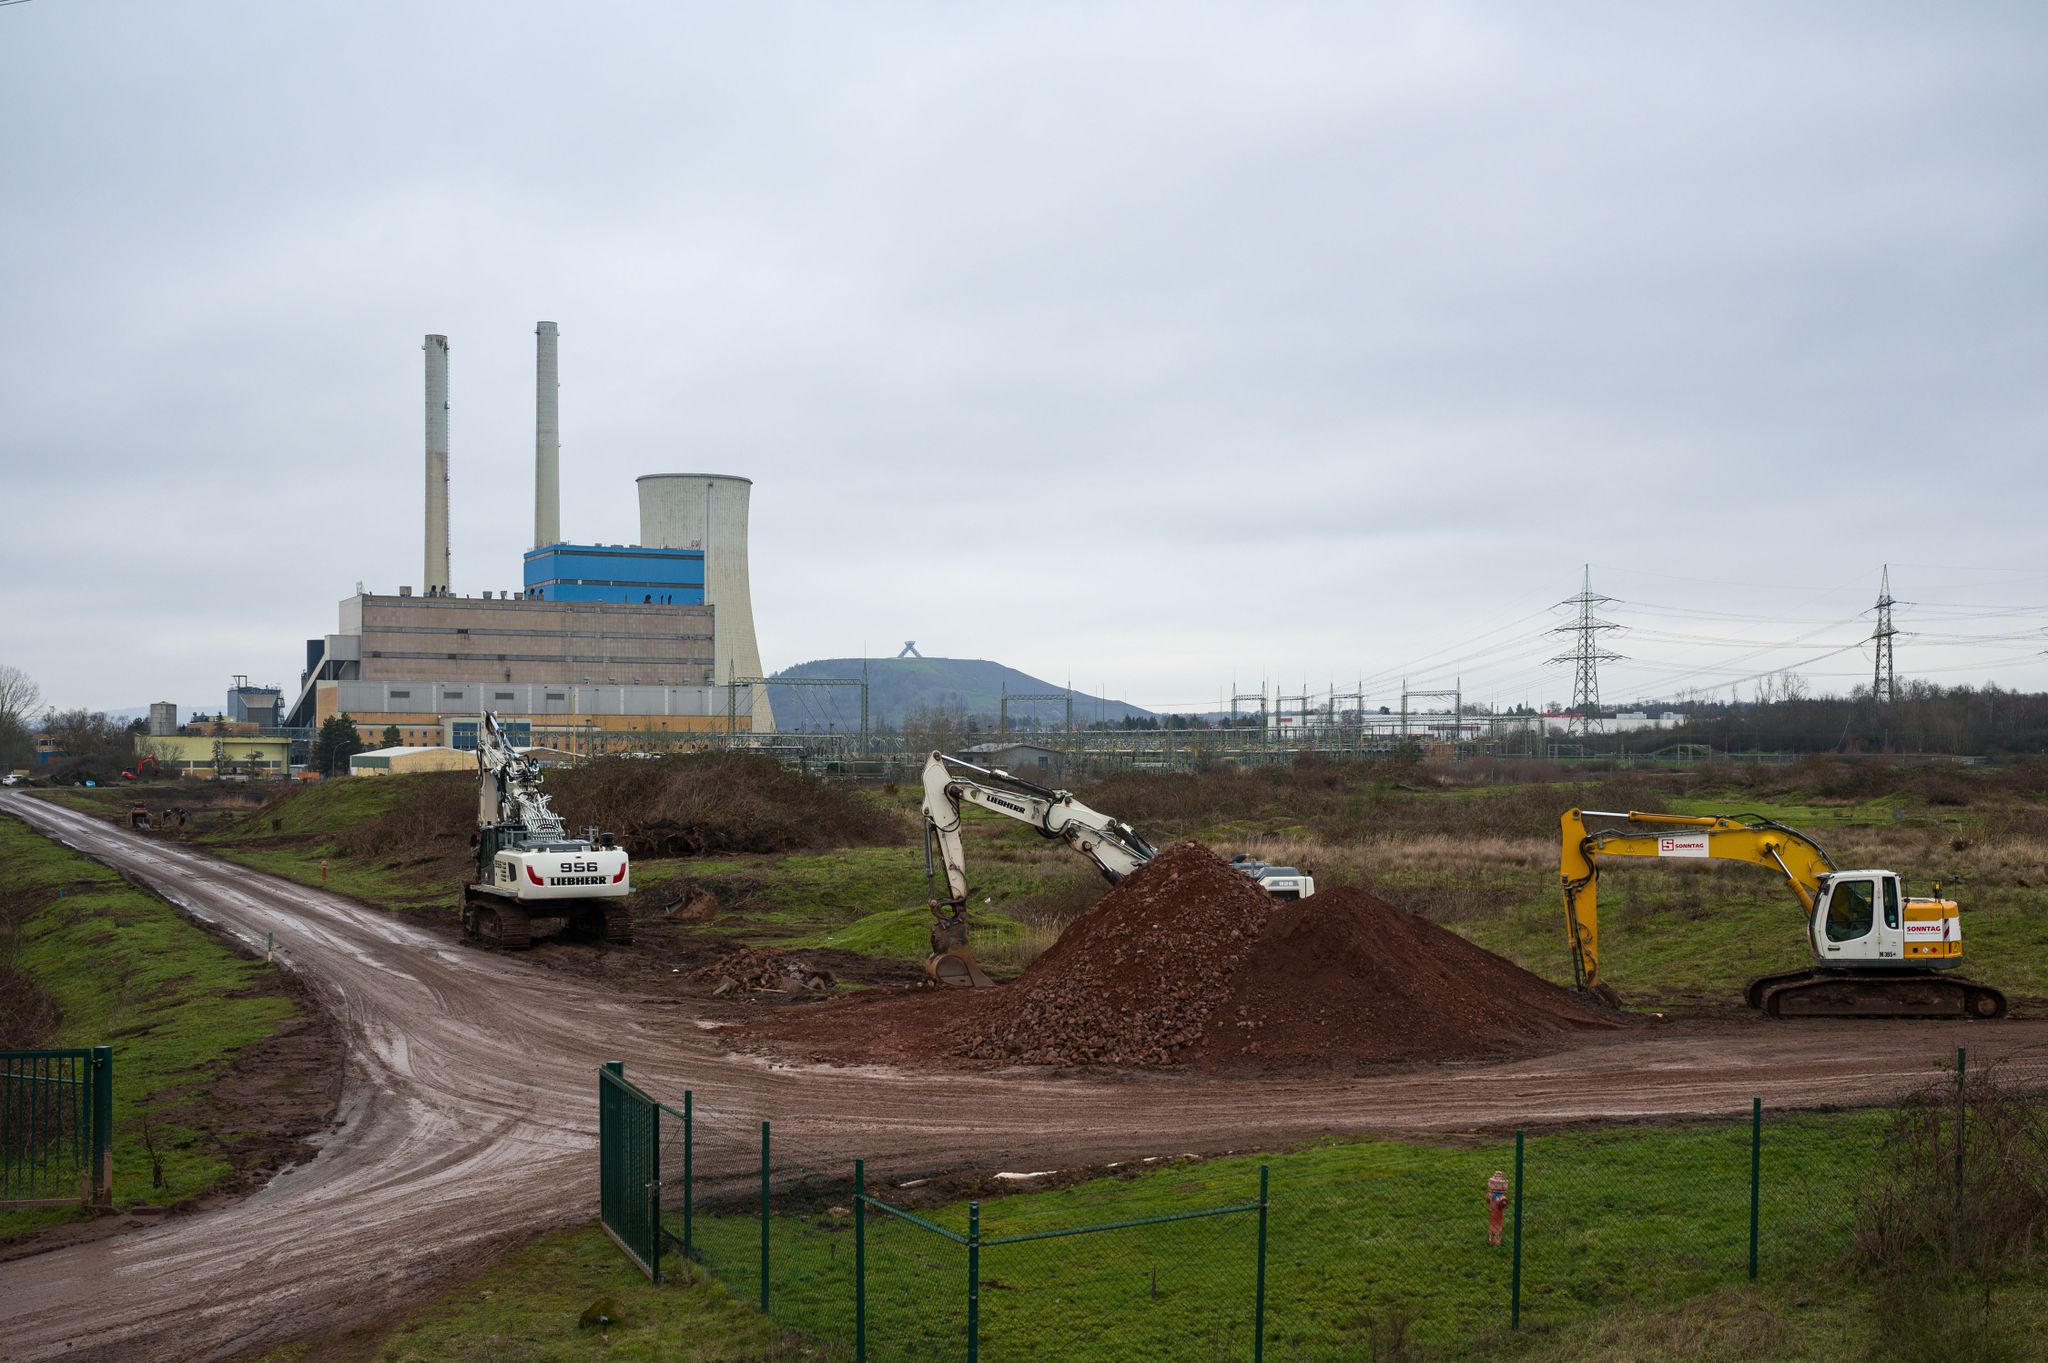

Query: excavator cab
[1808,871,1960,970]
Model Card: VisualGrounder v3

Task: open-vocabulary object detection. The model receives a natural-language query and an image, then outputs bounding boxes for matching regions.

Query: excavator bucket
[925,949,994,988]
[927,905,995,988]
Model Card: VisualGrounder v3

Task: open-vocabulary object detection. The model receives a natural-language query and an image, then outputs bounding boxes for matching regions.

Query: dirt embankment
[0,880,346,1265]
[740,841,1619,1075]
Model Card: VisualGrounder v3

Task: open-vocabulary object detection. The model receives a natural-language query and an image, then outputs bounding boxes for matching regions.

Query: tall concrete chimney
[423,334,451,596]
[534,321,560,549]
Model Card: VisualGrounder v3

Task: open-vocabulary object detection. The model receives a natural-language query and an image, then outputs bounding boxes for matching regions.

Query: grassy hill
[767,656,1154,731]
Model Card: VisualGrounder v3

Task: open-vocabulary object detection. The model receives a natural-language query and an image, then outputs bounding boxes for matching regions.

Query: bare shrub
[1854,1059,2048,1362]
[327,773,473,864]
[315,755,910,863]
[1856,1062,2048,1278]
[551,753,908,856]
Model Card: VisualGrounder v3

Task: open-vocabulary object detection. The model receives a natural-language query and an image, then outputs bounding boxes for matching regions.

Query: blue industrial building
[521,543,706,605]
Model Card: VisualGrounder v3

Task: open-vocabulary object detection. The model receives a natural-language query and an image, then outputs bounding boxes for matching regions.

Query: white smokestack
[534,321,560,549]
[637,473,773,732]
[423,334,451,596]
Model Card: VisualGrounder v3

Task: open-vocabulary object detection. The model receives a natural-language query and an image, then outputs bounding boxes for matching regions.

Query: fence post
[682,1090,694,1258]
[1254,1164,1270,1363]
[1748,1097,1761,1281]
[91,1046,113,1206]
[1510,1130,1525,1330]
[854,1158,866,1363]
[649,1090,663,1283]
[967,1200,981,1363]
[1955,1046,1967,1213]
[760,1119,772,1315]
[599,1063,620,1267]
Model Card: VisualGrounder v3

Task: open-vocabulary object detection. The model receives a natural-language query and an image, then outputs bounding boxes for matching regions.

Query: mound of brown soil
[736,846,1621,1075]
[950,841,1274,1067]
[1199,886,1617,1072]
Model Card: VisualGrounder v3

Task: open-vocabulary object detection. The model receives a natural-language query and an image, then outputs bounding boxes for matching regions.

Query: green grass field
[672,1108,1937,1361]
[269,1105,2047,1362]
[0,814,303,1238]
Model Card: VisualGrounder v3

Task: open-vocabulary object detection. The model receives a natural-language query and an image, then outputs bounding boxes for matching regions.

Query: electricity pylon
[1871,565,1898,705]
[1548,565,1624,736]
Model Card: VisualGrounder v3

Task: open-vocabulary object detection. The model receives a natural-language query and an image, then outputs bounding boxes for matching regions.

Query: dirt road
[2,791,2038,1362]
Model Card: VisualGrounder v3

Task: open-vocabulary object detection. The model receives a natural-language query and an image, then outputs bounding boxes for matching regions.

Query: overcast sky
[3,2,2045,717]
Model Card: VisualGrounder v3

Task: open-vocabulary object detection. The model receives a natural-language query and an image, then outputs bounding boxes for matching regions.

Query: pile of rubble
[950,842,1272,1066]
[749,841,1619,1074]
[690,948,835,998]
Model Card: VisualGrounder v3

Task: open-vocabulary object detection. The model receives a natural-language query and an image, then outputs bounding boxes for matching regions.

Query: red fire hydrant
[1487,1170,1509,1246]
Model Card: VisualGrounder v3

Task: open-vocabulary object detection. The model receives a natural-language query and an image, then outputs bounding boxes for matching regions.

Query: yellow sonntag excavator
[1560,808,2006,1019]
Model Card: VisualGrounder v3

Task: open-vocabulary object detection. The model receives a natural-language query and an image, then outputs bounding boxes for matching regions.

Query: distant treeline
[1622,683,2048,756]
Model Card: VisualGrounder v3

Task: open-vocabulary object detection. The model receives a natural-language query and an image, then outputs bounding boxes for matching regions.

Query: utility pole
[1872,564,1898,705]
[1548,565,1624,736]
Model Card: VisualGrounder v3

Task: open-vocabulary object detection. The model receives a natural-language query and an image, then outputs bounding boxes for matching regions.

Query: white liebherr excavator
[462,713,633,949]
[921,751,1314,986]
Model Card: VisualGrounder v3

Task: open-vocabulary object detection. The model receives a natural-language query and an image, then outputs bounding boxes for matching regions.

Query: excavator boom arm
[477,712,566,840]
[922,751,1156,906]
[1560,808,1836,991]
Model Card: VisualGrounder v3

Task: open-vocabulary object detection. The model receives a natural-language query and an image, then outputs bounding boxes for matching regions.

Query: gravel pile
[950,842,1273,1066]
[1199,886,1617,1072]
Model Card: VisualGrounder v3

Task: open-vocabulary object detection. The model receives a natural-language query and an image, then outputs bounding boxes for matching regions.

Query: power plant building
[287,591,730,746]
[284,323,774,752]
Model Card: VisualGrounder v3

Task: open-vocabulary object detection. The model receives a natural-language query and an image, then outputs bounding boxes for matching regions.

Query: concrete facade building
[147,702,179,737]
[638,474,772,731]
[288,591,739,749]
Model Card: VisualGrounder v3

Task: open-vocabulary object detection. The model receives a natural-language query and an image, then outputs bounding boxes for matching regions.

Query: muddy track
[1,791,2038,1362]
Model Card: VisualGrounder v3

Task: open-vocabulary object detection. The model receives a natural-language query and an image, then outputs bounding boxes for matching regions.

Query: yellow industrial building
[135,734,292,778]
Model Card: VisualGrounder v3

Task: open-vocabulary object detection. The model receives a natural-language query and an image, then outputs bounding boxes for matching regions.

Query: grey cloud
[2,2,2044,713]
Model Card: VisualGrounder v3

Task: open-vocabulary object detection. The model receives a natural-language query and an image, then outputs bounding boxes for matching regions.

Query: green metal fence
[1,1046,112,1207]
[597,1061,661,1278]
[598,1046,2045,1359]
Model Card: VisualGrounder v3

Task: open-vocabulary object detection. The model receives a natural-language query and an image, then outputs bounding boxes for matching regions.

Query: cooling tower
[534,322,560,549]
[423,335,450,595]
[637,474,773,732]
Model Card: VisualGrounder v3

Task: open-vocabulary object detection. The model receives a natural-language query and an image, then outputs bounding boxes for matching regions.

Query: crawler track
[0,791,2038,1362]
